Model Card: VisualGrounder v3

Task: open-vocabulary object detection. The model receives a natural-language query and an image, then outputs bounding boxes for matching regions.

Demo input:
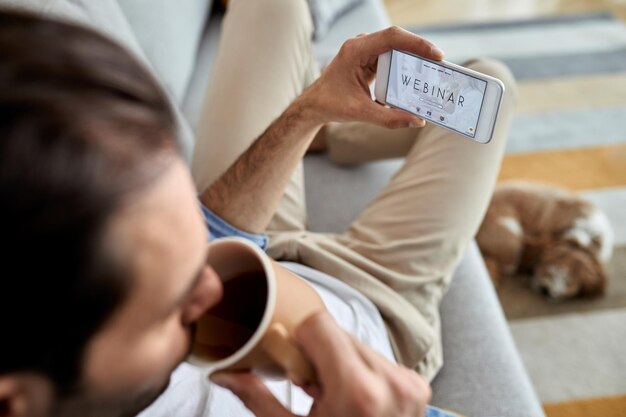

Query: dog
[476,181,613,301]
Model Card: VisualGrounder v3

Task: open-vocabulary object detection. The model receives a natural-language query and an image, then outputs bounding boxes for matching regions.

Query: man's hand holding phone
[297,25,503,143]
[298,26,444,130]
[211,311,432,417]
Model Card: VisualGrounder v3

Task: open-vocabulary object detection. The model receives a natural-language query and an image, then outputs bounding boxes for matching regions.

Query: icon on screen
[426,110,432,117]
[439,116,445,122]
[416,106,421,113]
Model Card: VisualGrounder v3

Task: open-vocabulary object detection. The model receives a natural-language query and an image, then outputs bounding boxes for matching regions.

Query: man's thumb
[211,373,296,417]
[363,100,425,129]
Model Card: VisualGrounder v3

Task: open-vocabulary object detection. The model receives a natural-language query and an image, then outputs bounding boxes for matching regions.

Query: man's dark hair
[0,9,179,392]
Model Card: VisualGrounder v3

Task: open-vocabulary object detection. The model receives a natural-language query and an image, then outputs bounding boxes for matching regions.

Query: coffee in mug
[188,237,326,385]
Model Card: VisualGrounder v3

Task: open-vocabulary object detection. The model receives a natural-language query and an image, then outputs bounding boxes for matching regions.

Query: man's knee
[464,58,518,103]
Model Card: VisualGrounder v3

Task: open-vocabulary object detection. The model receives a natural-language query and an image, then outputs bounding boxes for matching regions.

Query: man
[0,2,517,417]
[191,0,516,386]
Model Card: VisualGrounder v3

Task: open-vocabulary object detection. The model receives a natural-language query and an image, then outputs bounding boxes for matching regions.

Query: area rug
[543,395,626,417]
[410,12,626,416]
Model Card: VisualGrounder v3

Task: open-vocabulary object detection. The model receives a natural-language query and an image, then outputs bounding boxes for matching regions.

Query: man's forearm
[199,27,440,235]
[199,97,322,234]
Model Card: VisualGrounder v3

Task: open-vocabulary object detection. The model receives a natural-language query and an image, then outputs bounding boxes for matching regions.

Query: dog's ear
[520,234,553,273]
[551,198,590,233]
[582,263,607,297]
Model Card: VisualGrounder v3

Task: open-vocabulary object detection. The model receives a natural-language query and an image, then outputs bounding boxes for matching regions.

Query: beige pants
[192,0,518,381]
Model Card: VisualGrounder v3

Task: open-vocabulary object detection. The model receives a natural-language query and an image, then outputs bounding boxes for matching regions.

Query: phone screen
[385,50,487,138]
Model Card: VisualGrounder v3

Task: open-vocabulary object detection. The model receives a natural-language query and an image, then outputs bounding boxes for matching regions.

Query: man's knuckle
[385,25,402,39]
[340,37,358,53]
[412,374,432,404]
[388,369,429,409]
[352,400,379,417]
[397,383,417,403]
[349,383,383,414]
[423,382,433,403]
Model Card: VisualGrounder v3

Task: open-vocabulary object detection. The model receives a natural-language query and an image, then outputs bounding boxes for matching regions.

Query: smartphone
[375,50,504,144]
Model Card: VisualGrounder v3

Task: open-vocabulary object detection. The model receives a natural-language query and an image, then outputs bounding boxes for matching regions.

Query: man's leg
[342,58,516,277]
[192,0,317,232]
[326,122,419,165]
[266,59,517,379]
[337,58,517,370]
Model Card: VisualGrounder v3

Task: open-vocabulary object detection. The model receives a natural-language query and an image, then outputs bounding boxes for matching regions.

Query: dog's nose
[531,280,551,296]
[532,281,562,300]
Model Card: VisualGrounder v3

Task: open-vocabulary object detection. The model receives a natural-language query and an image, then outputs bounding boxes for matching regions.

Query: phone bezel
[374,50,504,144]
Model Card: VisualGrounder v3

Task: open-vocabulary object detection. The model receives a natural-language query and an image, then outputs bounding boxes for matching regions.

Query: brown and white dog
[476,182,613,300]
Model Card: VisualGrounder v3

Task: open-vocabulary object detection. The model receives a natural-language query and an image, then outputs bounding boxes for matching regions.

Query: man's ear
[0,374,53,417]
[0,377,25,417]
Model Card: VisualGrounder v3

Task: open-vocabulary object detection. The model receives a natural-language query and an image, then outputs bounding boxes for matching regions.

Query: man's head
[0,10,221,417]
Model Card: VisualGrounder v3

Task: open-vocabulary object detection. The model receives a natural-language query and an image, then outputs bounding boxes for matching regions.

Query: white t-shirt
[139,262,396,417]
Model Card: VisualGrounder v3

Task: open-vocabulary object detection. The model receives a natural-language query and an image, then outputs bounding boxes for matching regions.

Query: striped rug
[411,12,626,417]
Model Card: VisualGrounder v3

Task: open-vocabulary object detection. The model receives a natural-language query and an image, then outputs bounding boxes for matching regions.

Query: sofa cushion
[432,242,546,417]
[303,154,402,232]
[312,0,390,66]
[308,0,363,41]
[117,0,212,104]
[181,13,223,131]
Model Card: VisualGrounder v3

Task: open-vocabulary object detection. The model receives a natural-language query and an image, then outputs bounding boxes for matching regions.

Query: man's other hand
[210,311,432,417]
[299,26,444,130]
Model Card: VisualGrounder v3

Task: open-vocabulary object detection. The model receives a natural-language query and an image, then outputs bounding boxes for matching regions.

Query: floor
[382,0,626,415]
[385,0,626,27]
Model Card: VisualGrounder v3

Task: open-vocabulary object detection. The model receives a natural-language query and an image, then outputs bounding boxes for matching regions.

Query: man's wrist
[289,87,326,132]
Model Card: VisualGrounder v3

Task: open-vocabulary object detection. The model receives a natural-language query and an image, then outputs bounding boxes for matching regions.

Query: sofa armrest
[431,241,545,417]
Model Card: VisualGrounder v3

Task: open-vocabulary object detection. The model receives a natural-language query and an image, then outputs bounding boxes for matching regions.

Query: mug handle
[261,323,318,386]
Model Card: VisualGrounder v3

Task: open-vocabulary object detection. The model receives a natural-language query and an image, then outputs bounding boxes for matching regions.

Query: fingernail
[431,45,444,58]
[210,373,234,388]
[409,119,425,128]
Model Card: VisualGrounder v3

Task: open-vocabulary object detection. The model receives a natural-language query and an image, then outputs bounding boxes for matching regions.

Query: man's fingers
[348,333,387,370]
[359,26,444,61]
[347,334,433,415]
[210,373,296,417]
[361,100,425,129]
[294,311,362,383]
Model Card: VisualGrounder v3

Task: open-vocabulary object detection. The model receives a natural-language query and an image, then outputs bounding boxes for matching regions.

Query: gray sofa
[2,0,544,415]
